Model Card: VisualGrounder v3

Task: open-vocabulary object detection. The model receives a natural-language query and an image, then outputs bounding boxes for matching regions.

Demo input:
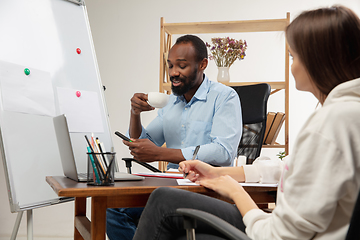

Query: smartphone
[115,131,132,142]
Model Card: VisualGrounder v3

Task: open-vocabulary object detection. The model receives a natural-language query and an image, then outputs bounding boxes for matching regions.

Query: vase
[217,67,230,83]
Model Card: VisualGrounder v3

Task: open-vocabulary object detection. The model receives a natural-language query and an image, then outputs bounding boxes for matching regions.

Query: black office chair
[177,208,251,240]
[232,83,271,164]
[346,187,360,239]
[177,185,360,240]
[121,83,271,172]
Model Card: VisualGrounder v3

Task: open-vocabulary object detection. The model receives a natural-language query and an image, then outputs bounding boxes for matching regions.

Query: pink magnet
[76,48,81,54]
[76,91,81,97]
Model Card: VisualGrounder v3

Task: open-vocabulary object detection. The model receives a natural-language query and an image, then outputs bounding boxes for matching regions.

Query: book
[265,112,286,145]
[263,112,276,144]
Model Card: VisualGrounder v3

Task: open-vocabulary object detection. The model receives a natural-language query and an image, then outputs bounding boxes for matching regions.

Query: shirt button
[181,141,184,144]
[181,125,184,127]
[185,107,188,110]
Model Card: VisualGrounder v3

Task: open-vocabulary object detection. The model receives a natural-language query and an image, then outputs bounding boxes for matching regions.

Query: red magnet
[76,91,81,97]
[76,48,81,54]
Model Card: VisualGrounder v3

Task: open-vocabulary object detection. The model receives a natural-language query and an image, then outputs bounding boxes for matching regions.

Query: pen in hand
[184,145,200,178]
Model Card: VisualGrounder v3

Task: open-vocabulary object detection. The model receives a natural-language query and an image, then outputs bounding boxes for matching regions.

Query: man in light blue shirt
[123,36,242,169]
[134,75,242,169]
[106,34,242,240]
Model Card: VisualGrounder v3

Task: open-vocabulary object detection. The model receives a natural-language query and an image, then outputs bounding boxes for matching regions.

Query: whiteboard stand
[10,210,33,240]
[10,211,23,240]
[27,210,33,240]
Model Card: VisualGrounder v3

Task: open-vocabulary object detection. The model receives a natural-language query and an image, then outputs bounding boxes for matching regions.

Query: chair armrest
[122,158,162,173]
[176,208,251,240]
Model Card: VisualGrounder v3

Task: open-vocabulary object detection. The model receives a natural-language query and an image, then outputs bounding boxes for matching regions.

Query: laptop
[53,115,144,182]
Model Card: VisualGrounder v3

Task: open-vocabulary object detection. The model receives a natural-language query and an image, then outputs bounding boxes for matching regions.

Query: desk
[46,176,276,240]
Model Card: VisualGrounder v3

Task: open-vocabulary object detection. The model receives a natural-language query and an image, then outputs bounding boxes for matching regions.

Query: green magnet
[24,68,30,76]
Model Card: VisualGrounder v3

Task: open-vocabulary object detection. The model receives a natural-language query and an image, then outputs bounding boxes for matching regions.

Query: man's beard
[171,69,197,96]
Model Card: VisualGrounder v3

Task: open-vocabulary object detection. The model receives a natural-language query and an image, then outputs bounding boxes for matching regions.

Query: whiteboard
[0,0,114,212]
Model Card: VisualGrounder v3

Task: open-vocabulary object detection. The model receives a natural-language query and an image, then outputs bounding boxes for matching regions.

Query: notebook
[53,114,144,182]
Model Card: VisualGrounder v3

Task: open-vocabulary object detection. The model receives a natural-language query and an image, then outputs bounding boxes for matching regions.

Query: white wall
[0,0,359,239]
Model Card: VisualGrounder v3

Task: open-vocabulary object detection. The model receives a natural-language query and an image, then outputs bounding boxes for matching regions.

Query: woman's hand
[179,160,258,216]
[199,175,259,216]
[178,160,218,182]
[198,175,243,200]
[179,160,246,183]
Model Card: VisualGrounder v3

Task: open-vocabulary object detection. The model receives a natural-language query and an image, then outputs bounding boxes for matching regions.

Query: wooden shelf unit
[159,14,290,155]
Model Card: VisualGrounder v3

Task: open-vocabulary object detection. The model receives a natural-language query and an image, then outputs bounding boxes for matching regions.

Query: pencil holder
[87,152,116,186]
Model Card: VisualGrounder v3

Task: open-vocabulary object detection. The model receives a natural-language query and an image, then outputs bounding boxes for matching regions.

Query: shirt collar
[173,74,210,105]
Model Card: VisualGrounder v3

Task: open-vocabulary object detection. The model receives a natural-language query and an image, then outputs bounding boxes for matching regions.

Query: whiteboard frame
[0,0,114,212]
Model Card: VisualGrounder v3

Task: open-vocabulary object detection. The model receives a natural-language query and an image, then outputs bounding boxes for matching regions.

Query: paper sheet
[0,60,56,116]
[176,179,278,187]
[57,87,104,133]
[176,179,200,185]
[167,168,180,172]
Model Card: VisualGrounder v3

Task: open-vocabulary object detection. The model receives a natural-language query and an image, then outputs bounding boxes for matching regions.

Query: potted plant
[276,151,286,160]
[206,37,247,83]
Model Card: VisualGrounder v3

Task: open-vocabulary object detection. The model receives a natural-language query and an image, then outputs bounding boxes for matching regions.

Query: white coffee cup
[147,92,170,108]
[234,155,247,166]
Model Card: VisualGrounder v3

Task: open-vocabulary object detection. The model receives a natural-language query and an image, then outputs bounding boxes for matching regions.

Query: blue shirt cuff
[181,147,195,160]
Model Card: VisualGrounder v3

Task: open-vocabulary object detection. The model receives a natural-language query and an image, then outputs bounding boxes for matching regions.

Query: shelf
[162,81,286,93]
[164,19,289,35]
[262,144,286,148]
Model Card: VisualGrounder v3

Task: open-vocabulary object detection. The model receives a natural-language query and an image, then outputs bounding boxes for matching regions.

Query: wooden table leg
[91,196,107,240]
[74,197,87,240]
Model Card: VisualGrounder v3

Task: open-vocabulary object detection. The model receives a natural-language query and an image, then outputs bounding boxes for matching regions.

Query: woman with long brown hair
[133,6,360,239]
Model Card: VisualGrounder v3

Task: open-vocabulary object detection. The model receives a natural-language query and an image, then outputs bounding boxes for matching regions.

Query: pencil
[192,145,200,160]
[184,145,200,178]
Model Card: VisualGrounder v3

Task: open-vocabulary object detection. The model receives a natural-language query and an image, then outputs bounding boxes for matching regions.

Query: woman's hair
[286,5,360,99]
